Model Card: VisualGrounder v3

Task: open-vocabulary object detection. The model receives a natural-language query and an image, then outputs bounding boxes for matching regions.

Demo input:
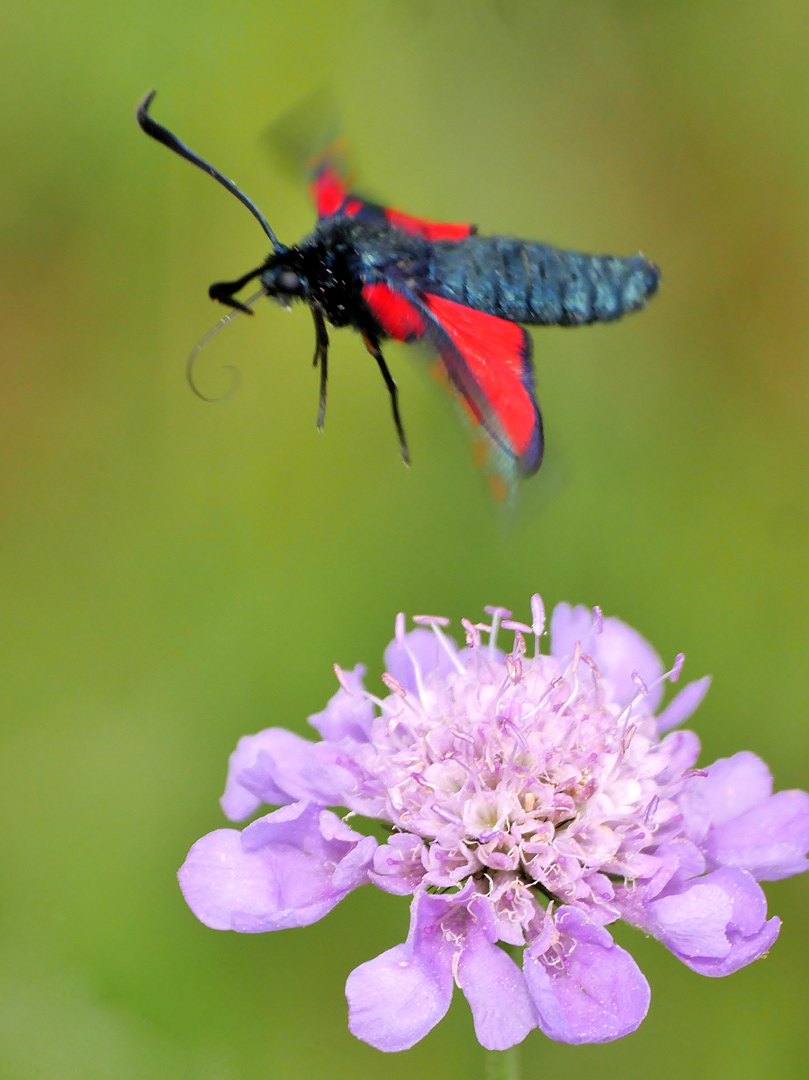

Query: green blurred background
[0,1,808,1077]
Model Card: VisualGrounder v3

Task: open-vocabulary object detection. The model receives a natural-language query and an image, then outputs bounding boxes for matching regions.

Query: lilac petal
[220,729,295,821]
[705,866,767,936]
[456,914,537,1049]
[528,907,557,955]
[686,752,773,831]
[644,838,706,900]
[333,836,379,891]
[549,603,595,660]
[662,867,781,976]
[683,917,781,977]
[549,604,664,712]
[656,676,712,734]
[384,628,459,696]
[524,907,650,1044]
[706,788,809,881]
[346,892,454,1052]
[308,663,375,742]
[179,829,274,931]
[235,728,355,807]
[178,803,375,933]
[346,944,451,1052]
[646,882,734,958]
[369,833,427,895]
[593,616,665,713]
[656,729,702,784]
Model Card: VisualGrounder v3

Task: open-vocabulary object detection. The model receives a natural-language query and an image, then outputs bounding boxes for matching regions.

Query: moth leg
[362,332,410,466]
[312,307,330,431]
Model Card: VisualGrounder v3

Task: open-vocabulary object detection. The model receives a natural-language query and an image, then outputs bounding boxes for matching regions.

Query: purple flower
[179,598,809,1051]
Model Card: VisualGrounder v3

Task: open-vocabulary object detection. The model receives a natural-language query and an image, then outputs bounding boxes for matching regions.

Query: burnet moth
[137,91,659,477]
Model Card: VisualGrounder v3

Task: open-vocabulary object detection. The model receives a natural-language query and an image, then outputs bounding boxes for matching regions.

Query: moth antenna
[136,90,284,252]
[186,288,267,402]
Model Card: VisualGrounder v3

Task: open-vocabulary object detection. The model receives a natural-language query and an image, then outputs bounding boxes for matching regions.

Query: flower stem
[484,1047,520,1080]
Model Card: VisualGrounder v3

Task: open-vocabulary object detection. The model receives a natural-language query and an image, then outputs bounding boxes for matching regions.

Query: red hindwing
[384,207,474,242]
[423,294,541,471]
[310,166,349,218]
[362,283,542,474]
[362,283,426,342]
[311,170,474,242]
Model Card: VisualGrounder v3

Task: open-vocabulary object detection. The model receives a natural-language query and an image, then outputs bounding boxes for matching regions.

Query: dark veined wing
[362,282,543,476]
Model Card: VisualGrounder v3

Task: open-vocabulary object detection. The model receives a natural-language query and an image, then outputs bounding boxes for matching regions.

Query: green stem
[484,1046,520,1080]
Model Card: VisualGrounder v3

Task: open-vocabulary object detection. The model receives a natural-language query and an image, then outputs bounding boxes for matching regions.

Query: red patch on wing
[310,166,349,218]
[363,283,426,342]
[423,294,538,464]
[385,208,473,242]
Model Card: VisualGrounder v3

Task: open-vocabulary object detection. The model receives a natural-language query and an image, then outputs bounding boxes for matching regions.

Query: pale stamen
[530,593,546,656]
[484,605,512,658]
[413,615,467,675]
[333,663,355,695]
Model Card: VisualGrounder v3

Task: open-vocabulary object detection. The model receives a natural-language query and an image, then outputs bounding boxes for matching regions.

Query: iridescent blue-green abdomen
[427,236,659,326]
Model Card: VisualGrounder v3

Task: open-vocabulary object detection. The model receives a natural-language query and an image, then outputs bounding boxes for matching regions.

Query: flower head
[179,597,809,1050]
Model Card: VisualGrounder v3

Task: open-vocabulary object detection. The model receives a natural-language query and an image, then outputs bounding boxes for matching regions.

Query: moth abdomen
[429,236,659,328]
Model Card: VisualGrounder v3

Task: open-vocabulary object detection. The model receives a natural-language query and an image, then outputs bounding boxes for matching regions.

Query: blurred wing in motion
[264,85,345,185]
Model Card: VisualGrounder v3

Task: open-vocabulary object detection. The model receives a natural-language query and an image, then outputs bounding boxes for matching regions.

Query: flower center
[362,629,686,916]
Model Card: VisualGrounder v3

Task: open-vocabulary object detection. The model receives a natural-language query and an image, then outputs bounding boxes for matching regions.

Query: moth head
[258,255,308,306]
[137,89,290,316]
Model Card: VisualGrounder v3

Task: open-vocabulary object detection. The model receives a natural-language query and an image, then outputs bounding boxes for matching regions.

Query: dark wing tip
[518,447,543,476]
[517,421,544,476]
[517,334,544,477]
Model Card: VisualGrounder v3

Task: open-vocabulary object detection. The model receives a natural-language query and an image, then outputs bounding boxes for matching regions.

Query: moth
[137,91,659,476]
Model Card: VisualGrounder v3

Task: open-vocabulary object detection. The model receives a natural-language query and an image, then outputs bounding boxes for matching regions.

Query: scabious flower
[179,597,809,1051]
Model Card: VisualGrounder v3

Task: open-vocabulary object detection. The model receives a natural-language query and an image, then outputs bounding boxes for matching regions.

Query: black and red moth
[137,92,659,476]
